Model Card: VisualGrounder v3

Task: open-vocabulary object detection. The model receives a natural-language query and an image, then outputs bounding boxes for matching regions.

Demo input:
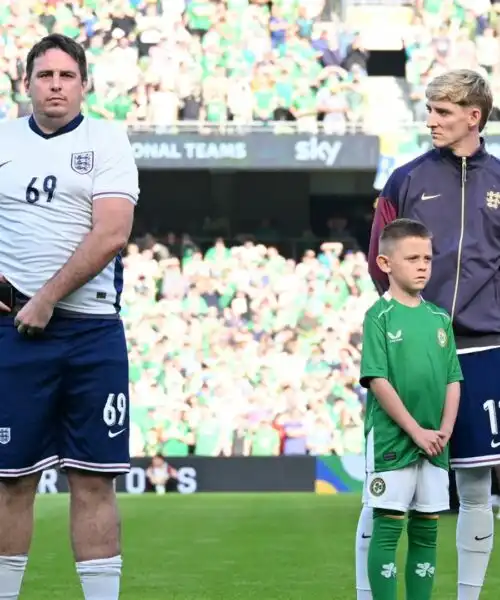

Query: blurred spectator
[317,76,348,135]
[341,33,369,73]
[406,0,500,121]
[146,454,178,495]
[244,417,281,456]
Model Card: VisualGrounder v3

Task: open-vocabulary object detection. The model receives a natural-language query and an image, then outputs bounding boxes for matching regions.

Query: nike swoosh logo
[491,440,500,448]
[475,533,493,541]
[0,161,11,169]
[361,533,371,539]
[108,429,126,438]
[421,193,441,201]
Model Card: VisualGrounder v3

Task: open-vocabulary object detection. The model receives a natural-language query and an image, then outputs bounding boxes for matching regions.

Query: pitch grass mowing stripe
[19,494,500,599]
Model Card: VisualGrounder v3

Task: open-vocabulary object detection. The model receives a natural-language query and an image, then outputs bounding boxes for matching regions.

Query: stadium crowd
[2,0,500,128]
[124,236,373,457]
[406,0,500,120]
[0,0,365,131]
[4,0,499,457]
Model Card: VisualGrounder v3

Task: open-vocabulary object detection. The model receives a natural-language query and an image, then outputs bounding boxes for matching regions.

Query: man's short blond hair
[425,69,493,132]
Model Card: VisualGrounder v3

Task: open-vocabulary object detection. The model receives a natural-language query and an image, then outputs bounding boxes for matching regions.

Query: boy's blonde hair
[425,69,493,132]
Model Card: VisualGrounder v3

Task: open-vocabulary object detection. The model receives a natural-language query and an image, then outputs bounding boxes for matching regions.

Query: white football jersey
[0,115,139,315]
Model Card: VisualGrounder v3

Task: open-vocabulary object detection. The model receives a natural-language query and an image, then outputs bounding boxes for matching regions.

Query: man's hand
[14,293,55,336]
[410,427,443,457]
[0,275,11,313]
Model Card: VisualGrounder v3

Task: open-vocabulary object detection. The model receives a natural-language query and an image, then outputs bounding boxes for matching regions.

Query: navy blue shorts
[451,347,500,469]
[0,316,130,477]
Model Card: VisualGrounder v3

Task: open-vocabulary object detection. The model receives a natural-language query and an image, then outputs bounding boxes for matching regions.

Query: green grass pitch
[22,493,500,599]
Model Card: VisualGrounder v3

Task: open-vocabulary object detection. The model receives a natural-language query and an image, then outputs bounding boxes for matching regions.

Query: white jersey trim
[60,458,130,473]
[0,455,59,477]
[451,455,500,468]
[92,191,137,204]
[457,345,500,355]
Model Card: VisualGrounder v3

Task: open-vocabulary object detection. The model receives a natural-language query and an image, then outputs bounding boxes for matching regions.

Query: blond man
[356,69,498,600]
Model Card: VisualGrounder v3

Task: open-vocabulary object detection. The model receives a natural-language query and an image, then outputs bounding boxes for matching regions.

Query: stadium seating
[3,0,498,128]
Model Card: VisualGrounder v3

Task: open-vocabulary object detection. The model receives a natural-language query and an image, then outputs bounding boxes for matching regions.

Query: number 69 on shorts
[103,393,127,428]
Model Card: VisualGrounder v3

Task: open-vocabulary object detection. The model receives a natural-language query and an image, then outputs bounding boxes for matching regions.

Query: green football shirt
[360,292,463,472]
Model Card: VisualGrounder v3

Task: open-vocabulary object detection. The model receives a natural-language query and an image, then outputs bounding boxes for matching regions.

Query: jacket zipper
[451,157,467,320]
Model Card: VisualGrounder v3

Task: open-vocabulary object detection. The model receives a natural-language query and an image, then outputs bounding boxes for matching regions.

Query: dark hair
[26,34,87,83]
[379,218,432,254]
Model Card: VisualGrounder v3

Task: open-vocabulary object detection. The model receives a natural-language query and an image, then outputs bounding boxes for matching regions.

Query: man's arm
[368,167,411,293]
[14,124,139,332]
[368,196,397,294]
[37,197,133,306]
[40,124,138,304]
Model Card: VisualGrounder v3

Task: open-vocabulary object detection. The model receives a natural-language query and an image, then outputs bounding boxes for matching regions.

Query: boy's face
[377,236,432,293]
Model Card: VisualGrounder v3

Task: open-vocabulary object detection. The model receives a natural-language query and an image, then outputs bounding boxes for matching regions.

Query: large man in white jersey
[0,35,138,599]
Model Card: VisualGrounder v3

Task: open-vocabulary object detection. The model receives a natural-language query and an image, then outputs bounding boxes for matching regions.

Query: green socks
[368,509,404,600]
[405,513,438,600]
[368,510,438,600]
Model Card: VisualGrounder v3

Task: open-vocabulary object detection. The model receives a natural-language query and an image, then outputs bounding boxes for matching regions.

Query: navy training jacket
[368,138,500,350]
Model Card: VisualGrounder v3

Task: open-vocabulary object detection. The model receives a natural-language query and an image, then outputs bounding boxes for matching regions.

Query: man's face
[26,48,85,122]
[426,99,481,149]
[377,236,432,293]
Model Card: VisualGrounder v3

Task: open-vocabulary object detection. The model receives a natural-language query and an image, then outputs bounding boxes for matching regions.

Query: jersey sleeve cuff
[92,192,137,204]
[360,373,387,388]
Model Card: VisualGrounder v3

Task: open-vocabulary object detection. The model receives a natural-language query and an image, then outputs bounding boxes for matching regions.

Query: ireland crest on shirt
[71,151,94,174]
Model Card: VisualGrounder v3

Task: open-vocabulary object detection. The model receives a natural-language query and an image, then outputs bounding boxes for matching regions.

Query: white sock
[458,584,481,600]
[457,507,492,600]
[355,505,373,600]
[456,468,493,600]
[77,555,122,600]
[155,484,166,495]
[0,555,28,599]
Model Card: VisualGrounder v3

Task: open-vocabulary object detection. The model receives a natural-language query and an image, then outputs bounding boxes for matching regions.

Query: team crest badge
[71,151,94,175]
[486,190,500,210]
[0,428,11,445]
[370,477,386,497]
[437,328,447,348]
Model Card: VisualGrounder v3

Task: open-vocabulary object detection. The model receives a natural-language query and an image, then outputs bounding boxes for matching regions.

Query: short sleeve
[446,320,463,384]
[92,124,139,205]
[360,313,388,388]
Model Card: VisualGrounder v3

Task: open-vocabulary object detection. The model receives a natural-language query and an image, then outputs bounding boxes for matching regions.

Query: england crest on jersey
[71,151,94,175]
[0,428,11,445]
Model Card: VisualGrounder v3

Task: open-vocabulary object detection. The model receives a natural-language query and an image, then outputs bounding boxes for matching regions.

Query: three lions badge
[71,151,94,175]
